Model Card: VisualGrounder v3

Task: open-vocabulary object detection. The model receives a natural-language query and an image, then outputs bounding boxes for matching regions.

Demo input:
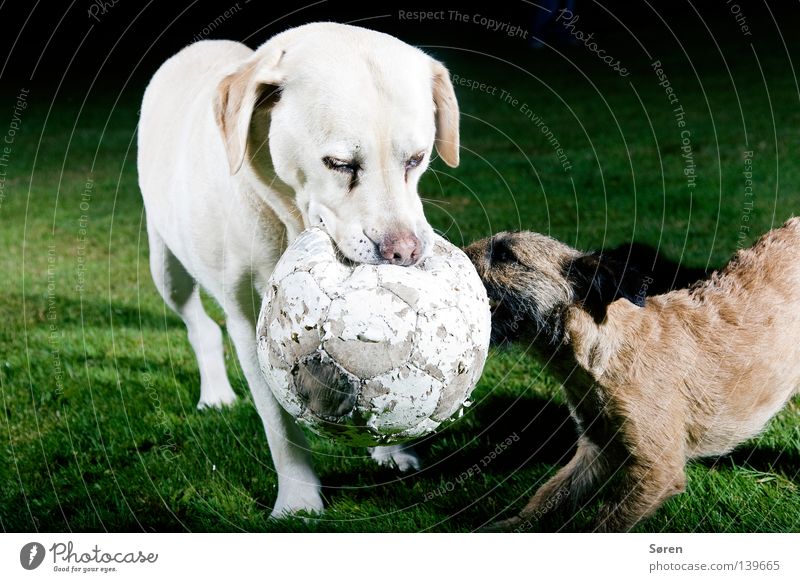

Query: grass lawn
[2,22,799,532]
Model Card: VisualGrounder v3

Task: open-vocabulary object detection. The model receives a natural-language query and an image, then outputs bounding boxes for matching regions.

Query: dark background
[2,0,793,87]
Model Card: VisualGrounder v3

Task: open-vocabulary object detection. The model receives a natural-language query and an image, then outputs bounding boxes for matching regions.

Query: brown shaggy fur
[466,218,800,532]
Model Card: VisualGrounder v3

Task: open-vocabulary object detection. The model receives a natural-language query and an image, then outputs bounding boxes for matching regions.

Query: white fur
[137,23,459,517]
[369,445,422,472]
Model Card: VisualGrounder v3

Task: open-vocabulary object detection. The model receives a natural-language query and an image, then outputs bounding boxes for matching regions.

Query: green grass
[2,35,800,532]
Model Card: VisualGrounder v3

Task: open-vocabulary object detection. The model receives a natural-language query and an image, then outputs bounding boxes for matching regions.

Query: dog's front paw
[270,481,325,519]
[368,445,421,472]
[197,381,237,410]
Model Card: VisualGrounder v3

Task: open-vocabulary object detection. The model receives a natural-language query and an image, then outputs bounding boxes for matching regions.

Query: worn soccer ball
[256,227,491,446]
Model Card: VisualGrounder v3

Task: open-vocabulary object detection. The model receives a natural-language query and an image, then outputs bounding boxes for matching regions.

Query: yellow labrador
[137,22,459,516]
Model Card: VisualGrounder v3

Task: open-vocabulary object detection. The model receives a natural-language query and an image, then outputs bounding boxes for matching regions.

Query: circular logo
[20,542,46,570]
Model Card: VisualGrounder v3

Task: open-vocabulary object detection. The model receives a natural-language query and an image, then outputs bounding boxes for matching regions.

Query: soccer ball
[256,227,491,446]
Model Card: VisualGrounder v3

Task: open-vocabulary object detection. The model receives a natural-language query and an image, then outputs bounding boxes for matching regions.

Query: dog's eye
[494,249,515,263]
[323,156,359,175]
[490,240,517,264]
[404,153,424,171]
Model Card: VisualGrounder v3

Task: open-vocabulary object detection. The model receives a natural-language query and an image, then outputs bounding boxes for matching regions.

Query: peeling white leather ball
[257,227,491,446]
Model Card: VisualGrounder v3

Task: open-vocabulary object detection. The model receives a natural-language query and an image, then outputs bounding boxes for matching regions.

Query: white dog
[137,22,460,516]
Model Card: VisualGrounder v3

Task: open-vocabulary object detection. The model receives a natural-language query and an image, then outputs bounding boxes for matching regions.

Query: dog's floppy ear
[431,60,460,168]
[567,252,646,323]
[214,53,284,175]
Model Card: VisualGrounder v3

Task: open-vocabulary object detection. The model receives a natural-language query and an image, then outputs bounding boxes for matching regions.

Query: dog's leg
[593,458,686,532]
[148,225,237,409]
[488,438,605,532]
[224,297,323,517]
[368,444,421,472]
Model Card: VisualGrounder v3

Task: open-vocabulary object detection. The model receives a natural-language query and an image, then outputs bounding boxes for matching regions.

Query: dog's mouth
[484,292,525,345]
[484,286,566,348]
[313,217,379,266]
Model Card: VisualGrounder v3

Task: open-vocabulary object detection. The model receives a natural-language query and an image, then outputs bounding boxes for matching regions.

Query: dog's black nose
[379,231,421,266]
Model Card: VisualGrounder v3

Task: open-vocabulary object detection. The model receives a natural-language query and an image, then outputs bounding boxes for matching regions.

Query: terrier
[466,218,800,532]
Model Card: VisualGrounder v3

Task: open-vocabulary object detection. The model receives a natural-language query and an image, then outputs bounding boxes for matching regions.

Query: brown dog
[466,218,800,532]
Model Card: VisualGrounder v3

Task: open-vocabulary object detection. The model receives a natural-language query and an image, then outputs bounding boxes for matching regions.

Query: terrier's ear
[566,252,646,322]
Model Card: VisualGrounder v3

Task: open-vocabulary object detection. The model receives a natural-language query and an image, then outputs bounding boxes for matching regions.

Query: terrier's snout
[380,231,421,266]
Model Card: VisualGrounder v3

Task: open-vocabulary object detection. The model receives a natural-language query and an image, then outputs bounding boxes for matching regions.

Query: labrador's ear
[214,53,284,175]
[567,252,646,323]
[430,60,460,168]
